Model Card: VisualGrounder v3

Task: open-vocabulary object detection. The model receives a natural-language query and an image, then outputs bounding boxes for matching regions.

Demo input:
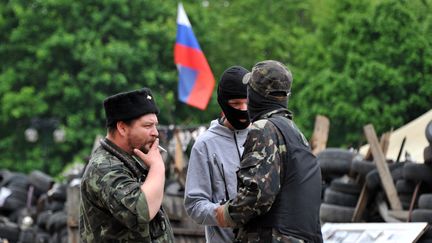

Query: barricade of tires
[412,120,432,242]
[0,169,71,243]
[318,148,367,223]
[318,130,432,242]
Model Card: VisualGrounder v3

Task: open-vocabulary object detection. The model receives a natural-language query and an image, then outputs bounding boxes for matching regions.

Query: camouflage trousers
[235,227,306,243]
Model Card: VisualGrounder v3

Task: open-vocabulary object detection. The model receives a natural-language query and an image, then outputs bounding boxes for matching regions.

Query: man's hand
[215,205,230,227]
[133,138,165,220]
[134,138,164,168]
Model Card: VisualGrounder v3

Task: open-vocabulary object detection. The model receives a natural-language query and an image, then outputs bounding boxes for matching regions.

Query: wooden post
[408,182,422,222]
[364,124,402,210]
[67,181,81,243]
[174,130,186,187]
[352,185,369,222]
[353,129,394,221]
[310,115,330,155]
[379,131,391,157]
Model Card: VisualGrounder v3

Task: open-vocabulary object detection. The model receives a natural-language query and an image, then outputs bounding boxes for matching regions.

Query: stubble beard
[127,137,149,154]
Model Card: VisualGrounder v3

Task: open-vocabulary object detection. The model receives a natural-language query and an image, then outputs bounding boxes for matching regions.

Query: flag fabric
[174,3,215,110]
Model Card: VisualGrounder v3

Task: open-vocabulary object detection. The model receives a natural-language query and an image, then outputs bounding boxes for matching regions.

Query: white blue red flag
[174,3,215,110]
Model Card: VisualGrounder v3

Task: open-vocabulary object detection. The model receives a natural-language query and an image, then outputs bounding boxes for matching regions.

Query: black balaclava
[247,86,288,122]
[217,66,250,130]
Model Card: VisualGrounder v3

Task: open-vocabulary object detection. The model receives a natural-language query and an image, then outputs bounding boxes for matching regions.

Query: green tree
[0,0,431,175]
[292,0,432,147]
[0,0,179,174]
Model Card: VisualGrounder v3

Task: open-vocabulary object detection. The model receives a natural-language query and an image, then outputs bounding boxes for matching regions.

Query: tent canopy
[360,109,432,163]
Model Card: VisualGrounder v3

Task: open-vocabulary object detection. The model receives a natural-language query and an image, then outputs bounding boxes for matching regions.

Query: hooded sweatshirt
[184,119,248,243]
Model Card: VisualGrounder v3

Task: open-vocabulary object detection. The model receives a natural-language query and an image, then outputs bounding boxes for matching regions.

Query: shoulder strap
[267,116,291,184]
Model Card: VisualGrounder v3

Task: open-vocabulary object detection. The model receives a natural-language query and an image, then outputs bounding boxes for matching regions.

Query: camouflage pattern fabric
[225,110,284,232]
[80,144,174,243]
[225,109,310,242]
[242,60,292,98]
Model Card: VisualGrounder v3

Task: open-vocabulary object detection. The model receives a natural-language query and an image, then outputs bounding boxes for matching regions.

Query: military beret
[103,88,159,126]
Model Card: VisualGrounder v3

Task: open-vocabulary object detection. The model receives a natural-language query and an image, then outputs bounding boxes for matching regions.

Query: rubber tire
[46,211,67,233]
[365,169,381,191]
[390,163,405,181]
[411,209,432,223]
[1,193,27,211]
[419,194,432,209]
[0,170,13,187]
[317,148,355,175]
[424,146,432,165]
[45,201,64,212]
[320,203,355,223]
[18,228,35,243]
[0,220,20,242]
[426,120,432,144]
[365,162,407,191]
[329,176,362,195]
[6,173,29,189]
[35,232,50,243]
[395,179,416,194]
[47,183,67,202]
[323,188,359,207]
[350,158,375,178]
[37,210,52,230]
[398,193,416,210]
[28,170,54,196]
[403,163,432,186]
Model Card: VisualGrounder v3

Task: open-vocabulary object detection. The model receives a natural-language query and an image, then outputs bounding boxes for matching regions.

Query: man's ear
[116,121,128,137]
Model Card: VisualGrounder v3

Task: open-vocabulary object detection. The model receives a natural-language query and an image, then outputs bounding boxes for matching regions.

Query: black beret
[103,88,159,126]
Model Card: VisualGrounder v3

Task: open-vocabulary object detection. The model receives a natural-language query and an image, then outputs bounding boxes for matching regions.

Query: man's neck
[221,116,235,131]
[106,134,131,154]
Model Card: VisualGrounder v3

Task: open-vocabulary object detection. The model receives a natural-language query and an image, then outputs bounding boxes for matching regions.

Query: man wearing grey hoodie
[184,66,250,243]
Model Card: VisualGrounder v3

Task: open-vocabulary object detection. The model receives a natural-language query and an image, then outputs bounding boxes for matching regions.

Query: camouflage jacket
[80,140,174,243]
[224,109,307,242]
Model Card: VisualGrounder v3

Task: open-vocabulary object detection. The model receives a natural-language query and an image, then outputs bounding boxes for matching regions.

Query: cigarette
[158,145,167,153]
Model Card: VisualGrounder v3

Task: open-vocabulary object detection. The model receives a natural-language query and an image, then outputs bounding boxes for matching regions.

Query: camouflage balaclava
[217,66,250,130]
[242,60,292,122]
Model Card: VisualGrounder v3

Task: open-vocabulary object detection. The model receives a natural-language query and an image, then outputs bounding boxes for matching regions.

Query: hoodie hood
[206,119,249,139]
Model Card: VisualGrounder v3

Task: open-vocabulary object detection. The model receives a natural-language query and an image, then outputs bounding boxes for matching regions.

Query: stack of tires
[318,148,362,223]
[318,148,404,223]
[411,120,432,242]
[0,170,70,243]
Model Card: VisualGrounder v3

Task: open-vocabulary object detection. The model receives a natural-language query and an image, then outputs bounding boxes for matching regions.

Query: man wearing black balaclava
[215,60,323,243]
[184,66,250,243]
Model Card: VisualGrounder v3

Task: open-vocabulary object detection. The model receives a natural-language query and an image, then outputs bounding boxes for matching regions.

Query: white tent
[360,109,432,163]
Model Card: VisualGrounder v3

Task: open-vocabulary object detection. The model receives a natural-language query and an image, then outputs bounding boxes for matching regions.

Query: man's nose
[152,127,159,137]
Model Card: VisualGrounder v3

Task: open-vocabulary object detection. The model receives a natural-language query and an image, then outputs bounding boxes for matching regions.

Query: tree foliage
[0,0,430,175]
[292,0,432,147]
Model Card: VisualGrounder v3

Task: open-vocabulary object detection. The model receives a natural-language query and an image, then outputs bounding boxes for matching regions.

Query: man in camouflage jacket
[215,61,323,243]
[80,88,174,242]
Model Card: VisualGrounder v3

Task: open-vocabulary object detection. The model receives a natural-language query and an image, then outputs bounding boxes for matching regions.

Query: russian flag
[174,3,215,110]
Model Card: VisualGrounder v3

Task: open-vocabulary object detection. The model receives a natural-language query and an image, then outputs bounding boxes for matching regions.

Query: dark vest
[246,115,323,243]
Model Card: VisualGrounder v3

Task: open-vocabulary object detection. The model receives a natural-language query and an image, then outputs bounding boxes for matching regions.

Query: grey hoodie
[184,119,248,243]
